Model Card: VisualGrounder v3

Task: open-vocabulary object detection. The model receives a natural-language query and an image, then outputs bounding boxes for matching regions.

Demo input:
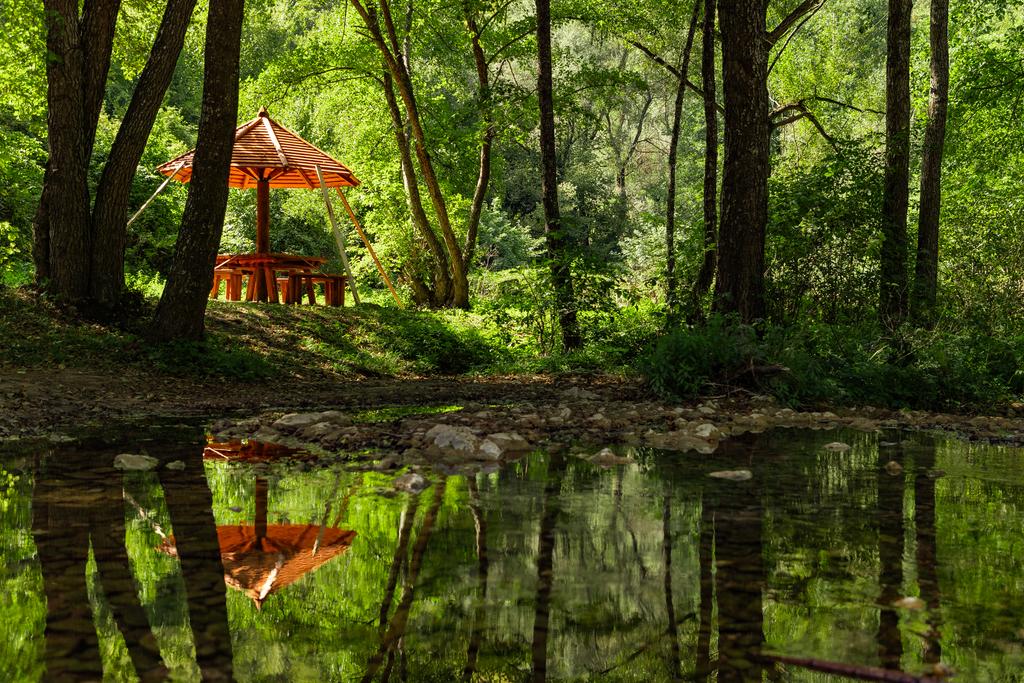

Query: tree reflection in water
[8,427,1017,681]
[30,436,232,681]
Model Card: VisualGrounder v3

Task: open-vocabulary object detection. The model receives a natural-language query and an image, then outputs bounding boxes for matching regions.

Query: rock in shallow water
[113,453,159,471]
[708,469,753,482]
[823,441,851,452]
[393,472,428,493]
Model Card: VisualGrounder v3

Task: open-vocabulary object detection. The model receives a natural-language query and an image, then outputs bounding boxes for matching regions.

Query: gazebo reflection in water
[158,439,357,609]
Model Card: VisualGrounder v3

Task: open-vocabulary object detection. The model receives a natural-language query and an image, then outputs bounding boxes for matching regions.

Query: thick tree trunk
[713,0,769,322]
[690,0,719,319]
[151,0,244,341]
[41,0,95,302]
[664,5,700,317]
[90,0,198,312]
[912,0,949,328]
[536,0,581,350]
[880,0,912,329]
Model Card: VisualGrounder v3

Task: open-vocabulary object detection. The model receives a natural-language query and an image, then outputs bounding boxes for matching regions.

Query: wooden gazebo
[137,107,399,305]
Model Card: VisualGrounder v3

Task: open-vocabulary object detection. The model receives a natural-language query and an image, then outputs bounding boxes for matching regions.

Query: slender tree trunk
[713,0,769,322]
[349,0,491,309]
[382,70,452,305]
[880,0,912,329]
[690,0,719,319]
[536,0,581,350]
[665,2,700,318]
[151,0,244,341]
[31,162,52,285]
[912,0,949,328]
[463,13,495,271]
[90,0,198,312]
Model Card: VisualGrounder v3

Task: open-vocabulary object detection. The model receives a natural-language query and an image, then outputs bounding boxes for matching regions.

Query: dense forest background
[2,0,1023,406]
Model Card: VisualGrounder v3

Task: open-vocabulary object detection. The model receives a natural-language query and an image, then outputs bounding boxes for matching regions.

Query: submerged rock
[646,430,718,454]
[823,441,852,452]
[892,596,925,610]
[393,472,428,493]
[164,460,186,471]
[586,448,634,468]
[884,460,904,475]
[708,469,753,482]
[113,453,159,471]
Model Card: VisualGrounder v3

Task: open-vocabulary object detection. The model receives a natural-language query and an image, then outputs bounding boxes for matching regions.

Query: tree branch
[767,0,827,73]
[767,0,824,45]
[628,39,724,114]
[770,100,839,150]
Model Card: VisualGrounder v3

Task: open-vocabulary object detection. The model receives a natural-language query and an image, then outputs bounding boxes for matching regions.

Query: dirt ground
[0,367,642,439]
[3,367,1024,451]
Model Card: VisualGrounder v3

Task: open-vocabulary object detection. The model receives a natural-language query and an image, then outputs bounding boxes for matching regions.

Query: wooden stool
[210,269,243,300]
[311,274,347,306]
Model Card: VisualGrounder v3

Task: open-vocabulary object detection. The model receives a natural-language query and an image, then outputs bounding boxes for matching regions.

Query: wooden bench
[278,273,347,306]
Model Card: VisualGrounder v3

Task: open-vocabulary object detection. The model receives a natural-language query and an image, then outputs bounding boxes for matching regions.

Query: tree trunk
[880,0,912,329]
[382,70,453,306]
[90,0,198,312]
[31,162,52,285]
[713,0,769,322]
[41,0,95,302]
[349,0,490,309]
[664,0,700,318]
[912,0,948,328]
[690,0,719,320]
[463,12,495,271]
[151,0,244,341]
[536,0,581,350]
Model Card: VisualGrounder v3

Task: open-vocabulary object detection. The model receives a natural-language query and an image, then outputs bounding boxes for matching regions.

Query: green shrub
[642,316,1023,411]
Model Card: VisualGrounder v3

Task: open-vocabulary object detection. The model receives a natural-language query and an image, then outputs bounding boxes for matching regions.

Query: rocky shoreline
[206,388,1024,476]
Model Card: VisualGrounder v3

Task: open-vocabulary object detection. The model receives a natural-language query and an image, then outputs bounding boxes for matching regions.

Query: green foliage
[643,315,1024,411]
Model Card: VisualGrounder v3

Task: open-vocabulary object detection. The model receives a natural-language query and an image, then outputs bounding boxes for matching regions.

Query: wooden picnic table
[210,253,338,304]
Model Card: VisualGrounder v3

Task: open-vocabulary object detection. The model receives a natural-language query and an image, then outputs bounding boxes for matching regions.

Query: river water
[1,423,1022,681]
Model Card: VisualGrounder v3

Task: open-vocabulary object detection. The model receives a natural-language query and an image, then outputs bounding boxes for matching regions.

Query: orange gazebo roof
[157,107,360,190]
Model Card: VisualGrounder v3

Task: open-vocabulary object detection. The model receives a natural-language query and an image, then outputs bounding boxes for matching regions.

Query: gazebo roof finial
[258,106,269,117]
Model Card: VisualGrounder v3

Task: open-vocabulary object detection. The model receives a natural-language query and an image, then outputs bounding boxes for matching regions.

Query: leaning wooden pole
[336,188,403,307]
[126,160,186,227]
[315,165,360,305]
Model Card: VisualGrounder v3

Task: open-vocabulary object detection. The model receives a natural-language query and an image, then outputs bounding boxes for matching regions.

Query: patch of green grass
[352,404,463,423]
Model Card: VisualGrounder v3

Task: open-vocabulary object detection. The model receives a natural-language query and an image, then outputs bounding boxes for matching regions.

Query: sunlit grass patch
[351,404,463,423]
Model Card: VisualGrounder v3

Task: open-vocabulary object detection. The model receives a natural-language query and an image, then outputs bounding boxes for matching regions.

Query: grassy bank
[0,288,521,380]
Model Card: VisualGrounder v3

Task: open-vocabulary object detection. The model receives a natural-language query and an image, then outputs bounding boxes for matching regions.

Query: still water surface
[1,425,1023,681]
